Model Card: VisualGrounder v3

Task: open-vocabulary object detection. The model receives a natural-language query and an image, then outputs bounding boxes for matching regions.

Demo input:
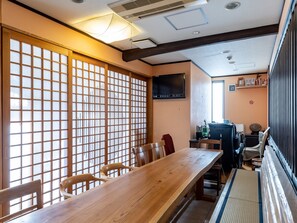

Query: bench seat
[209,169,262,223]
[209,145,297,223]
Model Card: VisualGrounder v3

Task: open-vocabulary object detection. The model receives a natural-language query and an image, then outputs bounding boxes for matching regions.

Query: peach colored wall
[152,62,211,150]
[1,0,152,76]
[0,1,2,23]
[152,62,191,151]
[213,74,268,133]
[190,63,211,139]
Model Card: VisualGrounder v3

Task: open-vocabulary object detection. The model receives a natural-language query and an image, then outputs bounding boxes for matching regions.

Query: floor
[177,188,219,223]
[177,170,231,223]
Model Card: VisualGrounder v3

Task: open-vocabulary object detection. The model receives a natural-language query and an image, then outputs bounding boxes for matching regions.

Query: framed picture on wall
[228,84,236,92]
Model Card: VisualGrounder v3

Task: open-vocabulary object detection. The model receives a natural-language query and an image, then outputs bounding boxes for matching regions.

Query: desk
[12,148,222,223]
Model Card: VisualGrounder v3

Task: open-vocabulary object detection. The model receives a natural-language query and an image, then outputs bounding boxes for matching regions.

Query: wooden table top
[12,148,222,223]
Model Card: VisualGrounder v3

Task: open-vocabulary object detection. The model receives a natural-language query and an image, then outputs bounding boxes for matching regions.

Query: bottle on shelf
[202,120,209,138]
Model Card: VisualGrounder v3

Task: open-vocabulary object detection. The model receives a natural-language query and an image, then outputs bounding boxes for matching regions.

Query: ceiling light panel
[132,39,157,48]
[74,13,140,43]
[165,8,208,30]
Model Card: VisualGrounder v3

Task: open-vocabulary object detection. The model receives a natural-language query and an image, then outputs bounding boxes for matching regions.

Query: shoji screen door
[2,28,149,213]
[3,30,70,211]
[71,54,106,193]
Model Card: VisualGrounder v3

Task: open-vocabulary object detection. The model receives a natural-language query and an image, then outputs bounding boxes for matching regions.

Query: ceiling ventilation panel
[108,0,208,22]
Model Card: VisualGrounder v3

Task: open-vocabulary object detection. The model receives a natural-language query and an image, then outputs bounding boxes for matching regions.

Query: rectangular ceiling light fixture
[132,39,157,49]
[74,13,140,43]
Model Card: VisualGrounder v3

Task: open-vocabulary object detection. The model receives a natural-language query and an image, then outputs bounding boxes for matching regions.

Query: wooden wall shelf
[236,85,267,89]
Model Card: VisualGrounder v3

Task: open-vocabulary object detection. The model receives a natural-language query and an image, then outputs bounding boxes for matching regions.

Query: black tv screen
[153,73,186,99]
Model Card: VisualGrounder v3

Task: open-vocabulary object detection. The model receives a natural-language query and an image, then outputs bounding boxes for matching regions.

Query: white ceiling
[13,0,284,77]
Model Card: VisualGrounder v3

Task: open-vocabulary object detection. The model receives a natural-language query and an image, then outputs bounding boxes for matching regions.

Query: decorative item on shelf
[202,120,209,138]
[255,74,260,85]
[237,77,244,86]
[196,125,203,140]
[263,78,268,86]
[255,78,259,85]
[245,78,255,86]
[236,75,268,89]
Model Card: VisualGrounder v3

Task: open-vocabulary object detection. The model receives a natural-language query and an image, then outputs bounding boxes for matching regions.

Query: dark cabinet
[244,134,259,147]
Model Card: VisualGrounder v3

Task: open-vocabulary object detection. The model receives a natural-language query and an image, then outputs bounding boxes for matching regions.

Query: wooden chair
[0,180,43,222]
[161,134,175,155]
[198,139,223,195]
[151,141,166,159]
[132,141,165,167]
[60,174,107,199]
[100,163,136,179]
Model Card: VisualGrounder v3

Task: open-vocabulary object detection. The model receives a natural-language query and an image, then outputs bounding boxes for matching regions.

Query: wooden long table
[12,148,222,223]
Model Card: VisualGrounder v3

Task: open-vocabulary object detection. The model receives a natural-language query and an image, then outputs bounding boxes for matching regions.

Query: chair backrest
[100,163,135,178]
[198,139,222,150]
[259,127,270,157]
[0,180,43,222]
[161,134,175,155]
[208,123,235,170]
[60,174,107,199]
[132,141,165,167]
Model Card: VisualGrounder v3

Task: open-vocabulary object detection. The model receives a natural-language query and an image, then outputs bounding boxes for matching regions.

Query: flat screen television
[153,73,186,99]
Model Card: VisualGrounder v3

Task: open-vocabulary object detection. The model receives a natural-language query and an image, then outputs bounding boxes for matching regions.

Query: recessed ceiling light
[72,0,85,3]
[225,2,241,10]
[193,31,200,35]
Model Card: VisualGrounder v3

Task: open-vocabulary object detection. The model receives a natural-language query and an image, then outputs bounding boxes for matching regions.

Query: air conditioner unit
[108,0,208,22]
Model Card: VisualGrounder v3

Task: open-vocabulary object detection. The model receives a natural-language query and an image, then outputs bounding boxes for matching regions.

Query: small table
[189,138,209,148]
[189,139,200,148]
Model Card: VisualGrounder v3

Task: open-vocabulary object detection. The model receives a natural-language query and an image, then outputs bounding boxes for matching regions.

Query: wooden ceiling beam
[122,24,279,62]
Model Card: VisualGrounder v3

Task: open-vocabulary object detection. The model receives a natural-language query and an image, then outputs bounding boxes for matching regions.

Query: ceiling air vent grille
[108,0,207,21]
[133,2,184,18]
[123,0,165,10]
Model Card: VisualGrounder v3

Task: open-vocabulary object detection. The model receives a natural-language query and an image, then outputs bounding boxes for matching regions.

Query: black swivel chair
[208,123,237,171]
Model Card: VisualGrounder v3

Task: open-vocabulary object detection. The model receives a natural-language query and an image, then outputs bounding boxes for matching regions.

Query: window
[2,29,149,213]
[6,38,69,209]
[71,56,106,193]
[107,69,130,167]
[212,81,224,122]
[130,76,147,166]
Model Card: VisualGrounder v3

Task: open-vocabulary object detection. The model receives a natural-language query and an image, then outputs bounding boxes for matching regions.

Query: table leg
[196,175,216,202]
[195,175,204,200]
